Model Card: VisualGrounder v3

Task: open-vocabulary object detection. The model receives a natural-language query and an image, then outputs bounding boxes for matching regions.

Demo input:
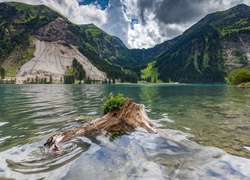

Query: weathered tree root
[44,99,159,154]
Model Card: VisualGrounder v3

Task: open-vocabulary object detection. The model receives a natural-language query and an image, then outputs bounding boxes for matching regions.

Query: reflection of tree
[70,85,106,114]
[139,85,160,107]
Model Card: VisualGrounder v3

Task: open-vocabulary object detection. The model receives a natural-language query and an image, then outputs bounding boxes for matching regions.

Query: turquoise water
[0,84,249,179]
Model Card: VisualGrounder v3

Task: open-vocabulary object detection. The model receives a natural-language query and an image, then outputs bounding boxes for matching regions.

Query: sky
[1,0,250,49]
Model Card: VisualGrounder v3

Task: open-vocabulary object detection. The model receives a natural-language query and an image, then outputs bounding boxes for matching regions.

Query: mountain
[155,4,250,83]
[1,2,250,84]
[0,2,140,83]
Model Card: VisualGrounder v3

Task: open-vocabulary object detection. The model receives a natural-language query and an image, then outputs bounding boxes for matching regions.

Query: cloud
[154,0,204,24]
[101,0,129,47]
[0,0,250,49]
[123,0,195,48]
[123,0,250,48]
[0,0,107,25]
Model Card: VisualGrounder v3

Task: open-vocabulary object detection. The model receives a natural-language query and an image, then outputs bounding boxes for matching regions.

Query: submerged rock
[231,145,243,151]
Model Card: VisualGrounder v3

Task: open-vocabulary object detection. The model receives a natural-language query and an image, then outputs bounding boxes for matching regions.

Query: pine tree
[50,75,53,84]
[0,67,5,79]
[44,77,47,84]
[85,76,92,84]
[35,75,38,84]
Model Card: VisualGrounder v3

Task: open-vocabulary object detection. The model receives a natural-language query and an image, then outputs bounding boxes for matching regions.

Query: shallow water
[0,84,249,179]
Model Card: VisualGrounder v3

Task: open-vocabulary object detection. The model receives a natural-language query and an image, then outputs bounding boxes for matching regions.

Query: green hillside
[140,61,163,83]
[156,4,250,83]
[0,2,58,63]
[0,2,137,82]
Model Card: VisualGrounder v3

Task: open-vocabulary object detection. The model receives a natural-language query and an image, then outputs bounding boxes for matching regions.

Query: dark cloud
[159,25,183,39]
[137,0,154,25]
[137,0,208,25]
[155,0,204,24]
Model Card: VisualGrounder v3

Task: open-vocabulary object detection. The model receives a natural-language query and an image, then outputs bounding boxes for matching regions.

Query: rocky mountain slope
[156,4,250,83]
[0,2,141,83]
[16,39,105,83]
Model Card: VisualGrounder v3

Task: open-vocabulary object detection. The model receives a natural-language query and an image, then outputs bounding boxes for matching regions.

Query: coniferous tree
[85,76,91,84]
[71,58,86,84]
[35,75,38,84]
[78,69,84,84]
[0,67,5,79]
[50,75,53,84]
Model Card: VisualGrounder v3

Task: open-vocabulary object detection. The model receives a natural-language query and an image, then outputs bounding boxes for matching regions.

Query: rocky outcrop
[223,33,250,73]
[0,3,133,82]
[36,17,79,45]
[16,39,106,83]
[14,17,106,83]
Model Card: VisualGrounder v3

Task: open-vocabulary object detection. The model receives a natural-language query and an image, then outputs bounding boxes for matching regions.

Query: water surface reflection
[0,84,249,179]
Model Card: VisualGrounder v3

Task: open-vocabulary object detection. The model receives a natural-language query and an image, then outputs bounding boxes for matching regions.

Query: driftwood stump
[44,99,158,154]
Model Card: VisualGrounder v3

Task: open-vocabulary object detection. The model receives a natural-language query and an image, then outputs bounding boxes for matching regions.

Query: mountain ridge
[0,2,250,84]
[0,2,139,83]
[155,3,250,83]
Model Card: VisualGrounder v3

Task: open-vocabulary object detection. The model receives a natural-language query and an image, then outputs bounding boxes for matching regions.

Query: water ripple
[0,84,250,179]
[2,138,91,179]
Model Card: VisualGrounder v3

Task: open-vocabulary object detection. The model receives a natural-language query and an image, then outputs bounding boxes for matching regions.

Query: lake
[0,84,249,179]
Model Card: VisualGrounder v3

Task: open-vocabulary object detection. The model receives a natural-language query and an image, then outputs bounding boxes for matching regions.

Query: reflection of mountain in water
[139,85,160,108]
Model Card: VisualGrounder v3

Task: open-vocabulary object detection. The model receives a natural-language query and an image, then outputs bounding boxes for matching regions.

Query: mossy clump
[103,93,125,114]
[227,66,250,85]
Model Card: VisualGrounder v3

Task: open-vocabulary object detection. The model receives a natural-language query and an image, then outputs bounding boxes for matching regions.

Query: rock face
[16,39,106,83]
[0,3,136,83]
[15,17,106,83]
[223,33,250,73]
[36,17,79,45]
